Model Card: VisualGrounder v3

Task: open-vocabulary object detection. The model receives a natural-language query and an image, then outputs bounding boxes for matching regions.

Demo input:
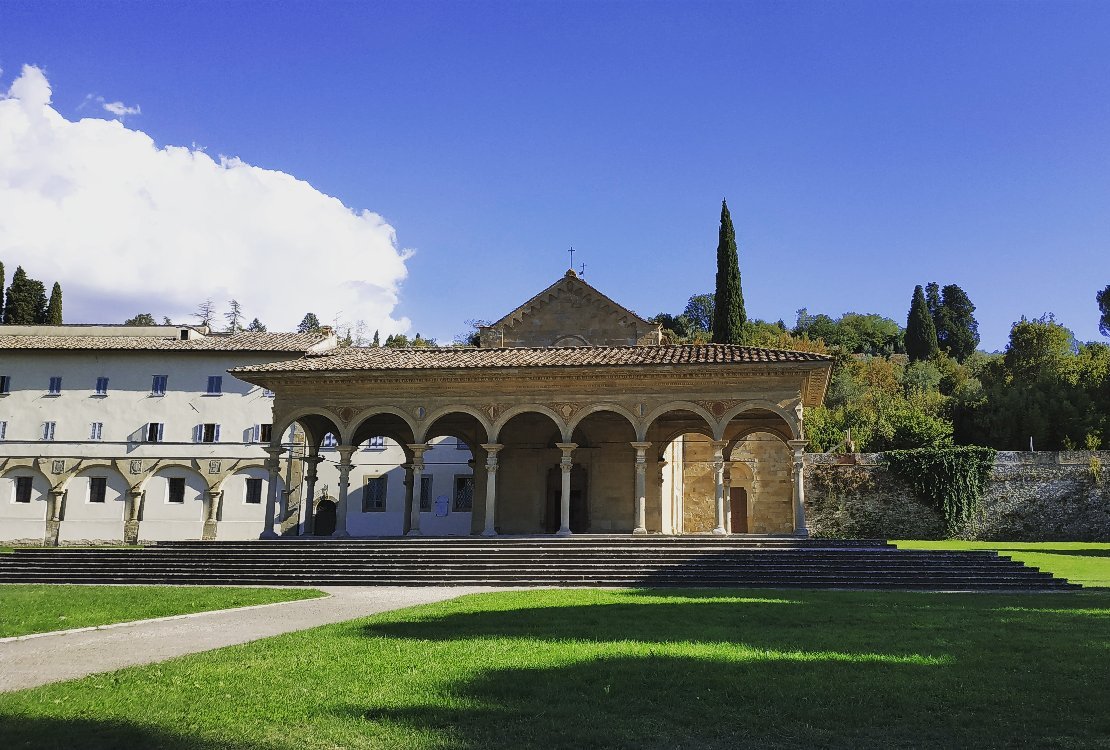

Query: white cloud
[0,64,411,334]
[100,98,140,117]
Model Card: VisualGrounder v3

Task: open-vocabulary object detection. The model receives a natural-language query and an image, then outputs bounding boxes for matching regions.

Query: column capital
[407,442,429,457]
[206,489,222,499]
[630,441,652,453]
[787,439,808,458]
[556,442,578,454]
[480,442,504,455]
[265,445,285,459]
[129,488,144,498]
[336,444,357,463]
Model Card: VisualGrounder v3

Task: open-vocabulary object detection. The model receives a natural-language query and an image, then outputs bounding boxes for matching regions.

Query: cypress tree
[45,282,63,324]
[3,266,39,325]
[934,284,979,361]
[712,199,745,344]
[0,261,5,321]
[905,284,939,362]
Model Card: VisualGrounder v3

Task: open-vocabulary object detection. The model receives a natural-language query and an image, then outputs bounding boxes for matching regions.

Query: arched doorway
[313,498,337,536]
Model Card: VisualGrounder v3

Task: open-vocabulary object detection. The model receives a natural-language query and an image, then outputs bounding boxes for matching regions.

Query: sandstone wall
[805,451,1110,541]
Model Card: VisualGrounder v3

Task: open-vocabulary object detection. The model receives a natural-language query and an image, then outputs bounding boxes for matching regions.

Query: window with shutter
[206,376,222,395]
[95,377,109,396]
[90,422,103,440]
[48,377,62,395]
[41,422,56,441]
[151,375,167,396]
[146,423,164,443]
[89,477,107,504]
[0,375,11,394]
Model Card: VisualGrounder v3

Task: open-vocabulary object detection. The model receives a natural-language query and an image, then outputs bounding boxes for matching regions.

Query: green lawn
[2,588,1108,749]
[894,540,1110,588]
[0,585,325,638]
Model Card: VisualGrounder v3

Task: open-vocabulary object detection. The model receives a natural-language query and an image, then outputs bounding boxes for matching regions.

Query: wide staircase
[0,537,1078,590]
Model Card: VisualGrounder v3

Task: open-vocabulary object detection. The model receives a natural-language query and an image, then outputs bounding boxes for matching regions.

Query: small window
[259,424,272,443]
[362,475,387,512]
[321,433,338,450]
[262,389,275,398]
[146,422,164,443]
[48,377,62,396]
[365,436,386,451]
[453,476,474,512]
[167,477,185,504]
[151,375,168,396]
[94,377,109,396]
[15,476,33,503]
[0,375,10,394]
[41,421,56,441]
[90,422,104,441]
[196,423,220,443]
[206,376,222,395]
[455,438,468,450]
[0,421,7,440]
[419,476,433,512]
[89,477,107,504]
[245,478,263,504]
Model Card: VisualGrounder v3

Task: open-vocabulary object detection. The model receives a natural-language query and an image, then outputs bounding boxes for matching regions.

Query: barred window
[419,476,433,512]
[245,478,263,505]
[362,475,387,512]
[89,477,107,504]
[453,476,474,512]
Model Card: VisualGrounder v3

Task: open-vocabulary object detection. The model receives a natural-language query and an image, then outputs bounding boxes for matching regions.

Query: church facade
[235,271,832,538]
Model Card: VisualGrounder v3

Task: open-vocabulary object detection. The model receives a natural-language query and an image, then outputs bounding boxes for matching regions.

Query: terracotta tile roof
[0,331,330,353]
[231,344,832,374]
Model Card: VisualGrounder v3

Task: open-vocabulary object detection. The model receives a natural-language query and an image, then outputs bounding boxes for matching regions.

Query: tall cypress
[0,261,5,321]
[45,282,63,324]
[712,199,745,344]
[3,266,37,324]
[905,284,939,362]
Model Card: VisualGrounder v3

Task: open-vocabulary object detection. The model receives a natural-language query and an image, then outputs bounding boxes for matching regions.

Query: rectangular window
[151,375,167,396]
[362,475,387,512]
[90,422,104,441]
[89,477,107,504]
[206,376,222,395]
[365,435,386,451]
[321,433,338,450]
[455,438,468,450]
[256,424,273,443]
[0,375,10,394]
[419,476,433,512]
[196,423,220,443]
[453,476,474,512]
[48,376,62,395]
[168,477,185,504]
[146,422,164,443]
[262,389,275,398]
[0,421,7,440]
[245,478,263,505]
[94,377,109,396]
[15,476,33,503]
[41,421,56,441]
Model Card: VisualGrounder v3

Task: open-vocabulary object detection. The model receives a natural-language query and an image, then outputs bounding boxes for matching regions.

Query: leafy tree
[711,200,745,343]
[224,299,244,332]
[453,319,490,347]
[297,313,322,334]
[1003,315,1075,379]
[2,266,46,325]
[45,282,62,324]
[683,294,714,333]
[933,284,979,362]
[411,332,435,348]
[384,333,410,347]
[247,318,267,332]
[124,313,157,326]
[193,299,216,327]
[162,316,173,325]
[905,285,939,362]
[925,281,941,320]
[793,309,903,356]
[1098,284,1110,338]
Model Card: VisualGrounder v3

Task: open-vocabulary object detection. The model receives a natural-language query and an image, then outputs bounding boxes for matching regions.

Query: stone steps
[0,538,1078,591]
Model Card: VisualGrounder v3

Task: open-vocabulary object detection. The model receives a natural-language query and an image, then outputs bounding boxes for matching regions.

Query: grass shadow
[0,715,273,750]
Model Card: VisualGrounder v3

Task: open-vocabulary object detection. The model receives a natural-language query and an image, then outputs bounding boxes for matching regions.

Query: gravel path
[0,586,503,693]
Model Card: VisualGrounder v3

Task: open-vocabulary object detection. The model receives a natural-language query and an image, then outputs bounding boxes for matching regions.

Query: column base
[406,529,423,537]
[794,527,810,539]
[123,520,140,545]
[712,526,727,536]
[481,528,498,537]
[202,520,217,541]
[555,528,572,537]
[633,527,648,535]
[259,529,279,540]
[44,520,60,548]
[332,529,350,538]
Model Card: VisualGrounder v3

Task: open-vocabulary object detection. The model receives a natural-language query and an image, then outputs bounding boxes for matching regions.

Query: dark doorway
[729,488,748,534]
[545,466,588,533]
[314,499,337,536]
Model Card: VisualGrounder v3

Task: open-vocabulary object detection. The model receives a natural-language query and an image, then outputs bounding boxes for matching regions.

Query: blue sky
[1,0,1108,349]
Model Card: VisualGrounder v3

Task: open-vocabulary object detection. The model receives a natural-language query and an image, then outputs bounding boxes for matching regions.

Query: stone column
[631,442,651,535]
[407,444,428,536]
[711,440,728,535]
[260,447,283,539]
[125,488,143,544]
[723,464,732,535]
[203,489,221,540]
[45,490,65,547]
[481,443,503,536]
[401,463,415,535]
[788,439,809,538]
[555,442,577,537]
[333,445,356,537]
[302,455,321,536]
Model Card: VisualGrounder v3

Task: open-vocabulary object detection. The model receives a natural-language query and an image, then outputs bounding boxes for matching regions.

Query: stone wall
[805,451,1110,541]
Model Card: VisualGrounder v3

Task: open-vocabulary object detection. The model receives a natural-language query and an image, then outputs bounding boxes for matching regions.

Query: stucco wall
[805,451,1110,541]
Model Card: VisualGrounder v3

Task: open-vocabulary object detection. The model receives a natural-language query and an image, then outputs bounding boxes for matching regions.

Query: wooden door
[729,488,748,534]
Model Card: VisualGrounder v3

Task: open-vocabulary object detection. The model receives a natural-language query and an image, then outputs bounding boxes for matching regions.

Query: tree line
[0,262,63,325]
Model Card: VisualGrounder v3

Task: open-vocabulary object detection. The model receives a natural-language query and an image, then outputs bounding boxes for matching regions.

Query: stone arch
[272,408,343,451]
[716,400,799,441]
[0,464,53,543]
[346,406,420,446]
[728,430,795,535]
[642,401,717,442]
[216,465,275,540]
[137,464,210,541]
[214,462,270,494]
[567,403,639,438]
[418,405,493,445]
[57,464,130,543]
[726,425,794,452]
[56,459,122,493]
[491,404,567,442]
[552,334,590,347]
[136,461,216,494]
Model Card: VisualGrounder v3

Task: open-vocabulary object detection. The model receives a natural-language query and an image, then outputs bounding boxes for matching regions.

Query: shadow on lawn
[0,715,267,750]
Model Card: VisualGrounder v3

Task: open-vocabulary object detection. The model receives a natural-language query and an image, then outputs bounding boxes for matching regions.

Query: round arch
[1,463,52,485]
[717,400,799,441]
[491,404,567,442]
[347,406,419,446]
[57,461,127,494]
[726,425,794,454]
[136,462,215,494]
[418,405,493,445]
[642,401,717,442]
[272,408,343,451]
[567,403,640,438]
[214,462,269,493]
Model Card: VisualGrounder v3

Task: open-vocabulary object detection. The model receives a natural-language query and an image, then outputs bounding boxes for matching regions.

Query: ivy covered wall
[805,451,1110,541]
